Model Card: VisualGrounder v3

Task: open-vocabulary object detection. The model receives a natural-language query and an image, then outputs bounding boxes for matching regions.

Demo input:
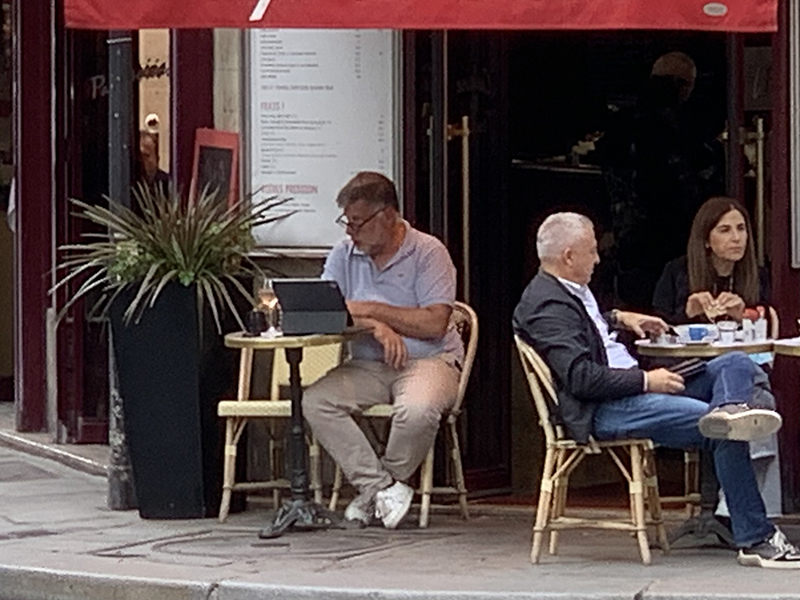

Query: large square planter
[109,282,245,519]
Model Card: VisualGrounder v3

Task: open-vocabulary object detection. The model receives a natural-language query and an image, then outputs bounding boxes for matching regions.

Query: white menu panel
[247,29,396,250]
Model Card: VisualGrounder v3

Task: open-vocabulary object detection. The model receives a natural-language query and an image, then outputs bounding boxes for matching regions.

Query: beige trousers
[302,357,459,498]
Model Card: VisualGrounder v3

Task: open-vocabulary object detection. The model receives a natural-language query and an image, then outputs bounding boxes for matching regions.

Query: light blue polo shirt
[322,221,464,365]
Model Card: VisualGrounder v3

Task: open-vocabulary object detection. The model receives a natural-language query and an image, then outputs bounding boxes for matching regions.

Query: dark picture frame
[189,128,239,206]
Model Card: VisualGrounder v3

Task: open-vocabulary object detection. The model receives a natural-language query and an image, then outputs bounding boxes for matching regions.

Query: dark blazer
[512,271,645,444]
[652,256,772,325]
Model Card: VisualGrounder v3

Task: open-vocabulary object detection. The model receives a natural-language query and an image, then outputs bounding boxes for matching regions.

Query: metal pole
[429,31,447,241]
[106,29,137,510]
[754,116,766,267]
[726,34,743,201]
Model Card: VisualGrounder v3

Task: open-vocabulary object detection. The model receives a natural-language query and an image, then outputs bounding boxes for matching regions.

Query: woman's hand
[371,321,408,370]
[715,291,746,321]
[685,291,716,319]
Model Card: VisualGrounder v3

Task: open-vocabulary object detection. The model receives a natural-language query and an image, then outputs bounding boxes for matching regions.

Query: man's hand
[686,291,716,319]
[346,300,377,320]
[715,291,745,321]
[616,311,669,338]
[371,321,408,370]
[646,368,685,394]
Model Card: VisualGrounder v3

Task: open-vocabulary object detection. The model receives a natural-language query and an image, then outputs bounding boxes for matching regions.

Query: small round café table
[634,336,774,549]
[224,328,366,539]
[635,338,774,358]
[773,338,800,358]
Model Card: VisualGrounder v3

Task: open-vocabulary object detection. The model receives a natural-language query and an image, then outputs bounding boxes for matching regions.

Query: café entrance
[408,29,777,497]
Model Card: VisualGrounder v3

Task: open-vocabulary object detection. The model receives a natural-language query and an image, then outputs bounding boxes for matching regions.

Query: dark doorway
[410,29,770,499]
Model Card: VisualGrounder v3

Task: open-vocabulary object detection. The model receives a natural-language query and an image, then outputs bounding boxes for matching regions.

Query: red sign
[65,0,778,31]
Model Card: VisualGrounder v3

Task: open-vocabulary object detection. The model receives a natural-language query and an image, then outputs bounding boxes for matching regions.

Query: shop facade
[9,0,800,509]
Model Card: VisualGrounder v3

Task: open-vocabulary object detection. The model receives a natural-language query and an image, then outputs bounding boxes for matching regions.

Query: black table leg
[258,347,340,539]
[666,450,735,548]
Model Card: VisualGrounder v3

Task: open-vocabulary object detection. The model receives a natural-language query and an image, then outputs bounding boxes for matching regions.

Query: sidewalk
[1,440,799,600]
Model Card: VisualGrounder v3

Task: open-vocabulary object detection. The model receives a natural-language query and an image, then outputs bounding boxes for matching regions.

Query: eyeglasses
[335,206,386,233]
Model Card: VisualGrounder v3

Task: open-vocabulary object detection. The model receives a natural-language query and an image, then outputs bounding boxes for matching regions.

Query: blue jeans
[593,352,773,547]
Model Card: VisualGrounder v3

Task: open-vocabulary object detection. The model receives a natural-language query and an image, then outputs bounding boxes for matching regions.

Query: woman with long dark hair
[653,196,768,324]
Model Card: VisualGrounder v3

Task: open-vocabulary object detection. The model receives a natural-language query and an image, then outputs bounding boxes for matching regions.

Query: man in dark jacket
[512,212,797,569]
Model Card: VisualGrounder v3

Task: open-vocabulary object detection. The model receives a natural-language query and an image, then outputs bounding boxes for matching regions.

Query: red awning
[65,0,778,32]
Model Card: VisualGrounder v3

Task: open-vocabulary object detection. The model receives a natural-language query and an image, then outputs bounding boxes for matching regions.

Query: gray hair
[536,212,594,260]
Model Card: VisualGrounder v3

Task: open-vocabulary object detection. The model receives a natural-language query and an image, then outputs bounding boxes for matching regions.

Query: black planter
[110,282,245,519]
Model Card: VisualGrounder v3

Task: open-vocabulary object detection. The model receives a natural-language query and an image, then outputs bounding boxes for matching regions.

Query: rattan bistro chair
[514,335,670,565]
[216,343,341,522]
[328,301,478,528]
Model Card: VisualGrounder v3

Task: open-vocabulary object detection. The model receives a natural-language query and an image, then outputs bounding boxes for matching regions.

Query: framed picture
[190,128,239,206]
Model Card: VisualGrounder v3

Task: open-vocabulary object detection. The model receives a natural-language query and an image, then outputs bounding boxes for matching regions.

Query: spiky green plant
[52,184,292,331]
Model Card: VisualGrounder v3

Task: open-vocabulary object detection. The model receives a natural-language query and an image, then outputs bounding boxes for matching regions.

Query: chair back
[769,306,780,340]
[270,344,342,400]
[514,335,563,446]
[451,301,479,415]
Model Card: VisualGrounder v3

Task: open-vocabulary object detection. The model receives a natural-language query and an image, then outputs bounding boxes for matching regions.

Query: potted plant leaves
[53,185,290,518]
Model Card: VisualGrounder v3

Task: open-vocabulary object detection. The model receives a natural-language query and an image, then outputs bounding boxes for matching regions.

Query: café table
[635,338,774,358]
[773,337,800,358]
[224,328,366,538]
[634,336,775,549]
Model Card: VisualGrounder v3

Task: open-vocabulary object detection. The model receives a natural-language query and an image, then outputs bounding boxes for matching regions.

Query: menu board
[247,29,397,250]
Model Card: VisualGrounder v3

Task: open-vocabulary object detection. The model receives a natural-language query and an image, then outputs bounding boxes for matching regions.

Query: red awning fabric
[65,0,778,32]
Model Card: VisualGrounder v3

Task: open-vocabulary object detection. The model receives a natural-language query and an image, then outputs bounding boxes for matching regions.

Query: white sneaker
[344,492,375,526]
[738,528,800,569]
[698,404,782,441]
[375,481,414,529]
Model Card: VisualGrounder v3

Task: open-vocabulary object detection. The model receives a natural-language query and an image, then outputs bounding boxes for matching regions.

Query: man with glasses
[303,171,463,529]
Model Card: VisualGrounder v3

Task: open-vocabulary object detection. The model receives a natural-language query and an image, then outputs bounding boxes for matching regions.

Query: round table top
[224,327,368,350]
[773,338,800,357]
[635,339,774,358]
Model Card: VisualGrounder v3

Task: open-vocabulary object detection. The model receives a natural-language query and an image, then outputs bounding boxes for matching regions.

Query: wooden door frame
[13,0,53,432]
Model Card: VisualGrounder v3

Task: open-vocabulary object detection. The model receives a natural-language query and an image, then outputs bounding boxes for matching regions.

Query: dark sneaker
[698,404,782,441]
[344,492,375,526]
[375,481,414,529]
[738,528,800,569]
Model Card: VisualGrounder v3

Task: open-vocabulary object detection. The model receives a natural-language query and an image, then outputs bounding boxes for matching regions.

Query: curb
[4,568,799,600]
[0,566,212,600]
[0,431,107,477]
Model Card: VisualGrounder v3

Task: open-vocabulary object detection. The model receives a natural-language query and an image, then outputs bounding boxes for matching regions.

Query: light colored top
[556,276,638,369]
[322,220,464,364]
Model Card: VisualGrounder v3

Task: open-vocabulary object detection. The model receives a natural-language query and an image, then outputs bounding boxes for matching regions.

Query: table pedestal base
[258,499,341,539]
[667,510,735,548]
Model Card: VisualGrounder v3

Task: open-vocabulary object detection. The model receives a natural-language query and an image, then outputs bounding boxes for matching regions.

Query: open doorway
[412,28,769,500]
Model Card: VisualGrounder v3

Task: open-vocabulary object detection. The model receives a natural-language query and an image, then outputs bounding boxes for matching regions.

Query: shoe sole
[377,491,413,530]
[699,410,782,441]
[738,551,800,569]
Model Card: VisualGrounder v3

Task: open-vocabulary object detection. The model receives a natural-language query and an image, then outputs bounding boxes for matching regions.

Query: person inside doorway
[596,51,726,311]
[512,212,798,569]
[302,171,463,530]
[136,124,169,197]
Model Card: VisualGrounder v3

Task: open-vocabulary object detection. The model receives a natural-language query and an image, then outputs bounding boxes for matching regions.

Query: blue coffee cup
[688,325,708,341]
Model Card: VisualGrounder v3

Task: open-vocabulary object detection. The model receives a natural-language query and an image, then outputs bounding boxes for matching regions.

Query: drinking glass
[257,278,282,338]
